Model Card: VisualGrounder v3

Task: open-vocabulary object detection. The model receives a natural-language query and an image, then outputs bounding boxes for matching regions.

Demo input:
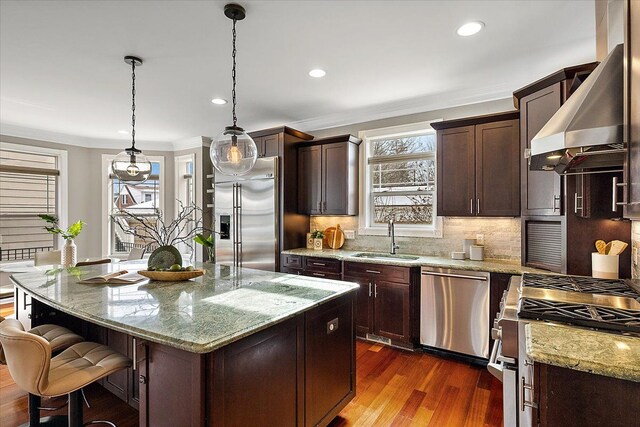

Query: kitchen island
[10,262,359,427]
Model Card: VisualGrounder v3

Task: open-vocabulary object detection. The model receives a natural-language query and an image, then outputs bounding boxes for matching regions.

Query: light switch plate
[344,230,355,239]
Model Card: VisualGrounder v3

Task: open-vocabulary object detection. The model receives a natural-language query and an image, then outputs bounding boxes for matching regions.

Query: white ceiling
[0,0,596,148]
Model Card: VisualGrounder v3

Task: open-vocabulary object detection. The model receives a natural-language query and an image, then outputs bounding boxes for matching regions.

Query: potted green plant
[311,229,324,251]
[39,214,85,267]
[194,233,215,262]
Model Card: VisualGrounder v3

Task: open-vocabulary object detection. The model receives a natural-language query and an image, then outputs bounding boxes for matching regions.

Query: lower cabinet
[344,262,418,349]
[533,363,640,427]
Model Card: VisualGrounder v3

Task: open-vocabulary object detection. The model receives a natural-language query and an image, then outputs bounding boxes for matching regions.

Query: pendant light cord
[231,18,238,128]
[131,60,137,149]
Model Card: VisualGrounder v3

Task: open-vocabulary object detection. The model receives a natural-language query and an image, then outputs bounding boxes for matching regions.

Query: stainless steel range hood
[529,43,626,174]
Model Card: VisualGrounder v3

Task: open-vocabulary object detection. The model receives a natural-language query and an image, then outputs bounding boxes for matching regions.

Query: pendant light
[210,3,258,176]
[112,56,152,183]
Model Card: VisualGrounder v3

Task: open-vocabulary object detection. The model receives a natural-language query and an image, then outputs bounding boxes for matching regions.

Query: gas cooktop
[519,273,640,334]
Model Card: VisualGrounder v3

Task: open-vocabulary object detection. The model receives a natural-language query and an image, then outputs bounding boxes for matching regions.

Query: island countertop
[10,261,359,354]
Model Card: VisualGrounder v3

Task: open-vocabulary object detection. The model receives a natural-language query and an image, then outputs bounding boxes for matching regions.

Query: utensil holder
[463,239,476,259]
[470,245,484,261]
[592,253,619,279]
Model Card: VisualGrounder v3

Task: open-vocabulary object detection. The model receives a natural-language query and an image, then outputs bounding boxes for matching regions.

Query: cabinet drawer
[281,254,303,270]
[305,257,342,274]
[302,271,342,281]
[343,262,410,284]
[281,267,303,275]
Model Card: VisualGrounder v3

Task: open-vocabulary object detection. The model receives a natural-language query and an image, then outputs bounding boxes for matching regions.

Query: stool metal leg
[68,390,83,427]
[29,393,41,426]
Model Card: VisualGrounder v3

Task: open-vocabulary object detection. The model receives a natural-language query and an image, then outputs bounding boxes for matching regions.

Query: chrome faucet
[388,219,399,254]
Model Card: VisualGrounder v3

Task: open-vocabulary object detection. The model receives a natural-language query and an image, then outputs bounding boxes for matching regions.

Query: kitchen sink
[351,252,420,261]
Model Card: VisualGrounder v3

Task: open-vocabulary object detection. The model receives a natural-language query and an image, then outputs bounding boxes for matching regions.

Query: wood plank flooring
[0,303,503,426]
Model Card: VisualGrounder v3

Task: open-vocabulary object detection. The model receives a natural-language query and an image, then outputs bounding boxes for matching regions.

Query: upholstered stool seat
[0,321,131,427]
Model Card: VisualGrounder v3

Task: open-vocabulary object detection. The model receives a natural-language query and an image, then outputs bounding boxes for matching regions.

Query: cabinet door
[520,83,563,216]
[437,126,476,216]
[298,145,322,214]
[344,274,373,337]
[138,342,205,427]
[102,329,130,403]
[322,142,350,215]
[262,133,280,157]
[253,136,265,158]
[373,280,410,343]
[626,0,640,218]
[476,119,520,216]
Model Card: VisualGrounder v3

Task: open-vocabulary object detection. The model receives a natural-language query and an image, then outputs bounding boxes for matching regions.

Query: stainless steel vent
[530,44,625,174]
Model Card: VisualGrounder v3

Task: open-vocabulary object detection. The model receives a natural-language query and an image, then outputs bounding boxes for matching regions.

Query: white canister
[470,245,484,261]
[463,239,476,259]
[592,252,619,279]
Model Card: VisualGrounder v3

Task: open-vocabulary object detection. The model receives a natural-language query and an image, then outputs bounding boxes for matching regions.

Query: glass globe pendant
[210,4,258,176]
[112,56,152,183]
[211,125,257,176]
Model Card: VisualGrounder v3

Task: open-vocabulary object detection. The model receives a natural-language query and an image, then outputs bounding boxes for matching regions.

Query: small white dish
[451,251,466,260]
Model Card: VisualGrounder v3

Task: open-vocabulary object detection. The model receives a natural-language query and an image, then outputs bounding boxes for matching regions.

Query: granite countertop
[282,248,550,275]
[525,322,640,382]
[10,262,358,354]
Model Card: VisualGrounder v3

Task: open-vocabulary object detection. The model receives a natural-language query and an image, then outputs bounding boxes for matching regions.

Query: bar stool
[0,321,131,427]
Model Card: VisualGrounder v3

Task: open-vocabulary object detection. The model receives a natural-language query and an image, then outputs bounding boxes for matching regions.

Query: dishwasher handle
[421,271,488,281]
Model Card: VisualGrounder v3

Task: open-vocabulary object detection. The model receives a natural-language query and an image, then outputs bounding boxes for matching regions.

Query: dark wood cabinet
[298,145,323,215]
[298,135,361,216]
[518,83,563,216]
[343,261,418,349]
[624,0,640,219]
[475,120,520,216]
[252,133,282,158]
[434,112,520,217]
[533,363,640,427]
[436,125,475,216]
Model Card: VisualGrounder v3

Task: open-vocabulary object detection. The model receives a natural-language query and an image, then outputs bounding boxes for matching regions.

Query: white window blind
[0,149,58,260]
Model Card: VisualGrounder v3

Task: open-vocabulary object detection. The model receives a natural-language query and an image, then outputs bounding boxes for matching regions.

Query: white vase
[62,239,77,267]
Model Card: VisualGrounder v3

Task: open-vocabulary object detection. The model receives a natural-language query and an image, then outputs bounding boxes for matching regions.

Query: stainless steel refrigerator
[214,157,279,271]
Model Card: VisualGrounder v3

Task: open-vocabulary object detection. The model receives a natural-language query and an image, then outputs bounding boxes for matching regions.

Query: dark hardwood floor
[0,304,503,427]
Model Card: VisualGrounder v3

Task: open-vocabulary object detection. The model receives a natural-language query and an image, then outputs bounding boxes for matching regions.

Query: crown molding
[286,84,515,132]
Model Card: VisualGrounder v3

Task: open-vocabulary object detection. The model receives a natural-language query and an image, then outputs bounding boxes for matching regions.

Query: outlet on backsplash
[475,234,485,245]
[344,230,355,240]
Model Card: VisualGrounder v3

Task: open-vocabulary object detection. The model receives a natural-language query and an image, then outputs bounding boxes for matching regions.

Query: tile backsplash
[633,221,639,279]
[309,217,521,260]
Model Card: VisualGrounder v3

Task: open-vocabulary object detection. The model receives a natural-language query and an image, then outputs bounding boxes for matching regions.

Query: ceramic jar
[62,239,77,267]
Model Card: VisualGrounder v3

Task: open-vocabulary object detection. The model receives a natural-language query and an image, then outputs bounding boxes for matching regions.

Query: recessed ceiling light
[211,98,228,105]
[456,21,485,37]
[547,153,562,160]
[309,69,326,78]
[118,130,129,135]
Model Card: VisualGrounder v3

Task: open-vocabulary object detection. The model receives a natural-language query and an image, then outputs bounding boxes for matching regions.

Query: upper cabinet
[512,63,598,216]
[433,112,520,217]
[298,135,361,216]
[624,0,640,219]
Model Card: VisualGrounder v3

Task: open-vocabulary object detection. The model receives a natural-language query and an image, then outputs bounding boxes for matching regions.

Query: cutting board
[323,224,345,249]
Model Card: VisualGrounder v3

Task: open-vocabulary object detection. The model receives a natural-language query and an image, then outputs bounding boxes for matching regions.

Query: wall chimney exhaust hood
[529,43,625,174]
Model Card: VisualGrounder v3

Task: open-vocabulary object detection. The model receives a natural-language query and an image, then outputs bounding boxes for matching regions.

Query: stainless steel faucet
[388,219,399,254]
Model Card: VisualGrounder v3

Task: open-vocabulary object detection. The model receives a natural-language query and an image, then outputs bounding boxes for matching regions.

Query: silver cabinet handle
[322,201,327,212]
[553,195,560,212]
[368,282,372,297]
[521,376,537,411]
[421,271,488,281]
[574,192,583,214]
[365,269,380,274]
[612,177,618,212]
[470,198,473,214]
[312,272,326,277]
[374,283,378,298]
[477,198,480,214]
[132,337,137,371]
[312,262,326,266]
[317,201,322,212]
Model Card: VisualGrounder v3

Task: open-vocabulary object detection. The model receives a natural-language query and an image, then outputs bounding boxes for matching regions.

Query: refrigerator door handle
[237,183,243,267]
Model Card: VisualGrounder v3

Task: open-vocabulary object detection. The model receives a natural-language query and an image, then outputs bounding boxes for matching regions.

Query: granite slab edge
[525,322,640,383]
[282,248,549,275]
[12,278,358,354]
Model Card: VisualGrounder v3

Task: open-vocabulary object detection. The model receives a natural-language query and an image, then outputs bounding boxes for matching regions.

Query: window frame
[0,142,68,257]
[101,154,165,257]
[358,121,443,238]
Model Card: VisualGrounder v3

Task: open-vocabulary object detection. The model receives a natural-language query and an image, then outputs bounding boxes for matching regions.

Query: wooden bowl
[138,269,204,282]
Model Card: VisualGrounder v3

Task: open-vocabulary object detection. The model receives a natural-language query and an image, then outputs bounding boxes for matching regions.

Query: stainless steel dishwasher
[420,267,490,358]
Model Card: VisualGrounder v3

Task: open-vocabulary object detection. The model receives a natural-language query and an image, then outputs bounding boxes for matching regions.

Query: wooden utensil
[595,240,607,254]
[608,240,628,256]
[604,241,613,255]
